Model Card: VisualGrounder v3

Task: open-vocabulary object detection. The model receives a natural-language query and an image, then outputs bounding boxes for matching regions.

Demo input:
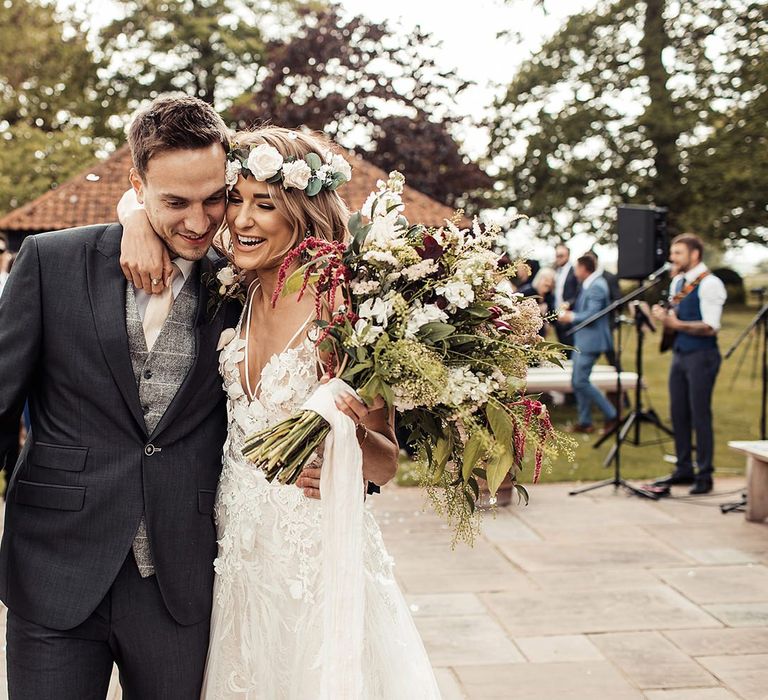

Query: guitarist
[652,234,727,495]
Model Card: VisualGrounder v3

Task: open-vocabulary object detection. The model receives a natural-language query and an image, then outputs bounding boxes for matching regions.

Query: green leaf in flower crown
[487,401,513,450]
[486,447,513,495]
[305,178,323,197]
[328,173,347,190]
[304,152,323,170]
[267,172,283,184]
[418,322,455,342]
[462,431,484,482]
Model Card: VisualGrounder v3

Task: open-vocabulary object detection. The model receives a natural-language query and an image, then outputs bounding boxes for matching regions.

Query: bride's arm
[117,189,174,293]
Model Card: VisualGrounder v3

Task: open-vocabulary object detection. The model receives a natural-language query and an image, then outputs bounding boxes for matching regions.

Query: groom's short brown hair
[128,95,231,178]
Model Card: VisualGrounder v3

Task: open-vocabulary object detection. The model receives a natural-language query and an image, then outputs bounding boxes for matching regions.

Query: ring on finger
[151,278,161,286]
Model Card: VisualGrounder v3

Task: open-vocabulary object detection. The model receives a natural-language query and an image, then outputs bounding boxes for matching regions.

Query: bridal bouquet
[243,172,572,541]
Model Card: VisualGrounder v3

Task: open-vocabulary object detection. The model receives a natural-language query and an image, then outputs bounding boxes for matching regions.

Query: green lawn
[399,302,765,486]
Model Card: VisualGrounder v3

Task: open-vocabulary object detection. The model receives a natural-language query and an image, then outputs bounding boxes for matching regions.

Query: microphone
[647,262,672,281]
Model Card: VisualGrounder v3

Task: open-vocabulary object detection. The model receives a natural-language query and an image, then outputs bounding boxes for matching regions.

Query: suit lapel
[86,224,147,436]
[149,256,224,441]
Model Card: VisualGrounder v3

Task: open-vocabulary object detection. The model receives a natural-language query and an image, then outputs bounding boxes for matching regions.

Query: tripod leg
[569,478,618,496]
[602,412,638,467]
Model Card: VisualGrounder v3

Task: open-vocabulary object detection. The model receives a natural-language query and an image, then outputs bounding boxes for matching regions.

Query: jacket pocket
[198,489,216,514]
[31,442,88,472]
[15,480,86,512]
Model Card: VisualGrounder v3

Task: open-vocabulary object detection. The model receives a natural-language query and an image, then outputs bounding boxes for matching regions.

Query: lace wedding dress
[201,309,441,699]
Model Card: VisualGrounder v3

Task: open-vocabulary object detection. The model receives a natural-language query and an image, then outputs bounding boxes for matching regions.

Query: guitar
[659,271,710,353]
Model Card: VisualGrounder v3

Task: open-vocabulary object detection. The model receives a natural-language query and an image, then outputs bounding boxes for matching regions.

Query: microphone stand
[567,274,668,499]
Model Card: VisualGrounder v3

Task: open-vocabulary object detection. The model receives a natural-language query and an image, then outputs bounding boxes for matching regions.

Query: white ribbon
[301,378,365,699]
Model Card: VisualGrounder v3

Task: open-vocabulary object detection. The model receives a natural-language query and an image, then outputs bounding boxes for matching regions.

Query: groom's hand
[296,467,321,500]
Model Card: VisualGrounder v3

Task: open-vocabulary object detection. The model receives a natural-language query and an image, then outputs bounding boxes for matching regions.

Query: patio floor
[1,477,766,699]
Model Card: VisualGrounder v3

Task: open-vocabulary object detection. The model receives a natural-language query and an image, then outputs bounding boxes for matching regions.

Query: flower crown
[226,142,352,196]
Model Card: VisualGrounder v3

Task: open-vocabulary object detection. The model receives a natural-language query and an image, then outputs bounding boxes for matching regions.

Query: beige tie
[142,265,178,350]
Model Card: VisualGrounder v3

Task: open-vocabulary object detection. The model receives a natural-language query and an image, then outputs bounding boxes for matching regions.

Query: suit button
[143,369,153,379]
[144,444,156,456]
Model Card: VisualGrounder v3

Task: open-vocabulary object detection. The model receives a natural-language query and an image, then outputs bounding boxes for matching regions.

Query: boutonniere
[202,263,247,320]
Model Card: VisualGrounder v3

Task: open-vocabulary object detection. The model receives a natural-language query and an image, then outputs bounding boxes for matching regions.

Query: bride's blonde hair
[225,127,350,262]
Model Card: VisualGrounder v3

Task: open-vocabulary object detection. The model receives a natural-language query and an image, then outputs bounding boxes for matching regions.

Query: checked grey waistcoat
[125,272,199,576]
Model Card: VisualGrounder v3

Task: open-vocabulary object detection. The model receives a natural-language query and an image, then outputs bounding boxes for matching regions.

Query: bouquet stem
[243,410,331,485]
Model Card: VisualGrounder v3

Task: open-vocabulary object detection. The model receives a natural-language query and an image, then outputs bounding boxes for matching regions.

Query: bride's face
[227,177,295,271]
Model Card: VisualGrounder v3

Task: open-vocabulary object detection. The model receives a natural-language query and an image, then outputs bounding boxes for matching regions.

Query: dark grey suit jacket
[0,223,235,630]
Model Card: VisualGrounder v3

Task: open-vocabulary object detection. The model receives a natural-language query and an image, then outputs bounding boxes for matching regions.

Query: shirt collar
[581,270,601,290]
[172,257,195,282]
[683,262,708,283]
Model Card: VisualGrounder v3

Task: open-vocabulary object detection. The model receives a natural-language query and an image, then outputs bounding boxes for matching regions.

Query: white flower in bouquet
[349,318,384,347]
[402,258,438,281]
[436,280,475,310]
[350,278,381,296]
[362,249,400,267]
[281,160,312,189]
[442,367,494,407]
[366,214,402,247]
[405,303,449,339]
[247,144,284,180]
[357,296,393,328]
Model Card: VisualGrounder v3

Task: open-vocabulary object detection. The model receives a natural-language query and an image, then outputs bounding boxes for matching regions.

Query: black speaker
[617,205,668,279]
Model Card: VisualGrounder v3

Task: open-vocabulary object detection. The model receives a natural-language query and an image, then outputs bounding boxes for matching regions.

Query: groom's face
[130,144,227,261]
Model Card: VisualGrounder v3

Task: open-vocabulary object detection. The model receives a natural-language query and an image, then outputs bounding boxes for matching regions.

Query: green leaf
[486,448,513,496]
[305,178,323,196]
[305,152,323,170]
[418,322,455,342]
[267,172,283,184]
[486,402,513,450]
[466,305,492,319]
[348,211,363,237]
[461,431,484,482]
[282,269,319,296]
[434,433,453,472]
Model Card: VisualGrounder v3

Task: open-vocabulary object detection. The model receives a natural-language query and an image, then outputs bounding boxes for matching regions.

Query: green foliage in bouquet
[243,172,575,543]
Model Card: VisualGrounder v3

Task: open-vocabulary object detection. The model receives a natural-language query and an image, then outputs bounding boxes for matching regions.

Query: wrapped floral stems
[243,171,575,543]
[243,410,331,485]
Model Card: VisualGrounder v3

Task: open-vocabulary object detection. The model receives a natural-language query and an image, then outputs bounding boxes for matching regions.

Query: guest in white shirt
[652,233,727,495]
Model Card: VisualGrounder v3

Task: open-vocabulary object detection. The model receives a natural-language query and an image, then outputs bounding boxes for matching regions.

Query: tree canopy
[489,0,767,247]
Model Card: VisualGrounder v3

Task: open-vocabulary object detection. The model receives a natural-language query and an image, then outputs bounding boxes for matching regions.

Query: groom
[0,96,237,698]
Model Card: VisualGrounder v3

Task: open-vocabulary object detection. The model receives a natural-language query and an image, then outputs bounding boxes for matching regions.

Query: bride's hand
[320,375,385,421]
[117,189,173,293]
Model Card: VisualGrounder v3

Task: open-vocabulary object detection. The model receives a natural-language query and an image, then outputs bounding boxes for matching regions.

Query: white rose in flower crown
[326,152,352,182]
[225,159,242,188]
[247,144,284,180]
[281,160,312,190]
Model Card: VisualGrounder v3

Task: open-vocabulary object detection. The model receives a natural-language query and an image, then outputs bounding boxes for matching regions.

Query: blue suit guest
[559,254,618,434]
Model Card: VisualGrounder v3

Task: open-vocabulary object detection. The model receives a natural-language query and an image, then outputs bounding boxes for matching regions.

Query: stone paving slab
[653,564,768,604]
[1,478,766,699]
[588,631,717,689]
[697,653,768,700]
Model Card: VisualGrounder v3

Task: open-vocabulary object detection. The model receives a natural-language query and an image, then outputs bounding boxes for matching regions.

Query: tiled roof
[0,144,466,233]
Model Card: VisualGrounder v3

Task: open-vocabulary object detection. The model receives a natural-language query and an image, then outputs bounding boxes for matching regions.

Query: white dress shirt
[554,262,573,309]
[0,271,8,300]
[134,258,195,322]
[670,262,727,331]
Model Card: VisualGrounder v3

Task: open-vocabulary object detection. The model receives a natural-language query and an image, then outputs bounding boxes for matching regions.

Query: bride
[121,126,441,699]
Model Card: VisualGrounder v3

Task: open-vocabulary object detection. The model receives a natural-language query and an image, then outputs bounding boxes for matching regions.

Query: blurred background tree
[0,0,107,213]
[228,4,490,210]
[490,0,767,247]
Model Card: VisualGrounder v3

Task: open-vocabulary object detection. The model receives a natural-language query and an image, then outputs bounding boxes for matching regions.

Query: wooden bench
[727,441,768,522]
[526,362,640,394]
